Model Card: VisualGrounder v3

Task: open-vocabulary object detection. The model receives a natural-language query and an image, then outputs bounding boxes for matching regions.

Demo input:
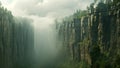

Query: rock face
[0,6,34,68]
[56,1,120,68]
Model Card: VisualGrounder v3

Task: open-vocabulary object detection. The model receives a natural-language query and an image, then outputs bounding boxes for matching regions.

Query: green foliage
[57,60,90,68]
[90,45,101,60]
[73,10,87,18]
[96,2,107,12]
[112,55,120,68]
[79,61,90,68]
[113,0,120,5]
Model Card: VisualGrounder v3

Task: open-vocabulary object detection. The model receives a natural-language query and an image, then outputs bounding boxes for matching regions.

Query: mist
[34,23,57,67]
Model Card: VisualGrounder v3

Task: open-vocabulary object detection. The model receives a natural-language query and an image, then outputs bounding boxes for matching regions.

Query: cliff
[56,1,120,68]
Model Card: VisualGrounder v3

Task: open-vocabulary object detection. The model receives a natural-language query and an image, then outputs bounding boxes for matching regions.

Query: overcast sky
[1,0,94,29]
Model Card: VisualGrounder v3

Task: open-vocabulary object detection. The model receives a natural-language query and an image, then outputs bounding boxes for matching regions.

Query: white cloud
[1,0,93,28]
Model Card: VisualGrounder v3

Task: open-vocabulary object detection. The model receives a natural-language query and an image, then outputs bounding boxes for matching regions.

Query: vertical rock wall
[0,6,34,68]
[56,1,120,68]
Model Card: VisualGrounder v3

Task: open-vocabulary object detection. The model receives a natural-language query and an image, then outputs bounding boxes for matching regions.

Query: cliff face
[56,1,120,68]
[0,6,34,68]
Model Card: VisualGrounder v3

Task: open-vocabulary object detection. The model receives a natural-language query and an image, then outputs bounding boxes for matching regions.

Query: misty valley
[0,0,120,68]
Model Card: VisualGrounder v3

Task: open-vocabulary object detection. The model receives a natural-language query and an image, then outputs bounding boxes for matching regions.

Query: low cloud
[1,0,93,27]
